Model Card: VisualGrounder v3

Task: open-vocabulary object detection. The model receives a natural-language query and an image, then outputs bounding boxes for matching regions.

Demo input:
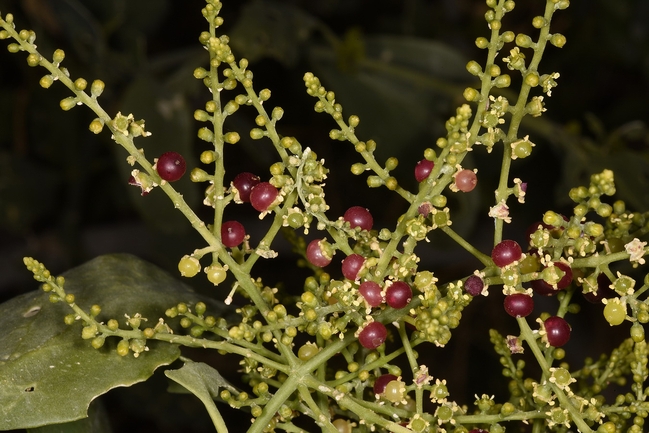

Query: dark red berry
[306,239,332,267]
[359,281,383,307]
[249,182,278,212]
[358,321,388,349]
[343,206,373,232]
[583,273,616,304]
[455,169,477,192]
[418,202,432,216]
[342,254,365,280]
[532,262,573,296]
[128,175,150,196]
[491,240,522,267]
[544,316,571,347]
[232,172,260,202]
[221,221,246,248]
[386,281,412,309]
[504,294,534,317]
[156,151,186,182]
[464,275,484,296]
[414,159,434,182]
[373,374,398,395]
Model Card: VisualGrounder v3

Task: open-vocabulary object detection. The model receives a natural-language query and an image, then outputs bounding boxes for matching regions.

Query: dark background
[0,0,648,431]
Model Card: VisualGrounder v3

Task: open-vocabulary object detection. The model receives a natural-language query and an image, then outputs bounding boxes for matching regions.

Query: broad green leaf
[0,254,227,430]
[27,400,112,433]
[165,361,238,431]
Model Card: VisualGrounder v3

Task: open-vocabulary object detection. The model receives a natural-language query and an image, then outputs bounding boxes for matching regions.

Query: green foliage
[1,1,649,433]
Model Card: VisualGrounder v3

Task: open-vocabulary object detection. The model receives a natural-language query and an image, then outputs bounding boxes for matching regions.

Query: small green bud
[81,325,97,340]
[631,323,645,343]
[385,177,398,191]
[532,16,546,28]
[200,150,215,164]
[489,20,501,30]
[250,128,265,140]
[524,72,540,87]
[385,157,398,171]
[107,319,119,331]
[501,31,515,43]
[194,67,208,79]
[348,115,360,127]
[90,304,101,317]
[272,106,284,121]
[493,74,511,88]
[60,97,78,111]
[424,148,436,160]
[463,87,480,102]
[198,127,214,142]
[550,33,567,48]
[7,43,21,53]
[64,293,75,304]
[259,88,271,101]
[205,100,217,112]
[116,339,130,356]
[90,80,105,97]
[223,100,239,115]
[91,337,105,349]
[224,131,240,144]
[515,33,534,48]
[89,118,104,134]
[190,168,210,182]
[74,78,87,91]
[194,109,211,122]
[466,60,482,76]
[64,314,76,325]
[351,163,365,175]
[475,37,489,49]
[255,114,267,127]
[39,75,54,88]
[26,53,41,67]
[52,49,65,64]
[487,64,501,77]
[503,0,515,11]
[0,30,9,40]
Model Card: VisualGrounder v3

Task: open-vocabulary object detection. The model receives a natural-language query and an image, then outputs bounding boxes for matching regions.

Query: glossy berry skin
[358,321,388,349]
[464,275,484,296]
[455,169,477,192]
[232,172,260,202]
[532,262,573,296]
[359,281,383,307]
[544,316,571,347]
[221,221,246,248]
[373,374,398,395]
[249,182,278,212]
[414,159,435,182]
[156,152,186,182]
[343,206,373,232]
[386,281,412,309]
[504,294,534,317]
[341,254,364,280]
[306,239,332,267]
[491,240,522,267]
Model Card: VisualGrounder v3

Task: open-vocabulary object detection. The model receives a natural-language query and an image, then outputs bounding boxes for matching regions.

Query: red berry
[386,281,412,309]
[464,275,484,296]
[504,294,534,317]
[455,169,477,192]
[359,281,383,307]
[232,172,260,202]
[544,316,571,347]
[532,262,573,296]
[414,159,434,182]
[342,254,365,280]
[491,240,522,267]
[373,374,398,395]
[249,182,278,212]
[343,206,373,231]
[221,221,246,248]
[306,239,332,267]
[358,321,388,349]
[156,151,186,182]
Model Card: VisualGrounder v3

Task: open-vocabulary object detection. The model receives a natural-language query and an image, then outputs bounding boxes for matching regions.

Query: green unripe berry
[205,265,227,285]
[513,140,533,158]
[178,255,201,277]
[604,300,626,326]
[298,343,319,361]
